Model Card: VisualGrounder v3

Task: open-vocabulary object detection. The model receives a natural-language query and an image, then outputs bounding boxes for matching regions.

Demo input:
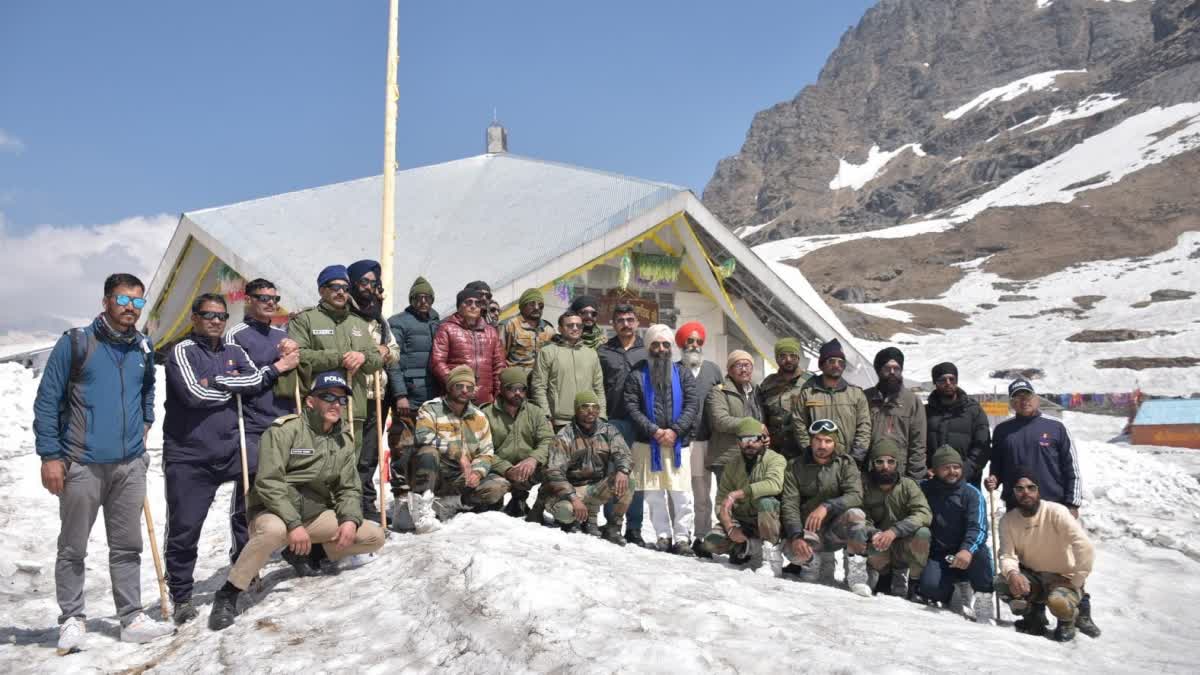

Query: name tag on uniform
[312,329,334,336]
[289,448,315,456]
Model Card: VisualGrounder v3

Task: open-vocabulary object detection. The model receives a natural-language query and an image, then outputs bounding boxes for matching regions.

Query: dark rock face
[702,0,1178,242]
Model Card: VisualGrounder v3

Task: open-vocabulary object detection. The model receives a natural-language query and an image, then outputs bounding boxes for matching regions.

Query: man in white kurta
[621,324,701,555]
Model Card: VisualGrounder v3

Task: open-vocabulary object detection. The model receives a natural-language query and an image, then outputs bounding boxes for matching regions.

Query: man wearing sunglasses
[924,362,991,488]
[792,338,871,465]
[346,260,403,523]
[859,439,932,598]
[543,391,632,544]
[208,371,385,631]
[569,295,605,350]
[759,338,810,460]
[864,347,927,480]
[163,293,277,625]
[704,417,785,576]
[500,287,556,368]
[464,280,496,326]
[482,367,554,520]
[780,418,871,595]
[282,265,384,452]
[408,366,509,532]
[34,273,174,651]
[385,276,441,505]
[532,310,606,432]
[674,322,723,557]
[431,287,506,406]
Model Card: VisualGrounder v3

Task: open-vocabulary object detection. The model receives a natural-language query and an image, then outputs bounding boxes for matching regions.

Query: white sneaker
[410,491,441,534]
[120,612,174,644]
[845,556,872,597]
[391,497,414,531]
[57,616,85,655]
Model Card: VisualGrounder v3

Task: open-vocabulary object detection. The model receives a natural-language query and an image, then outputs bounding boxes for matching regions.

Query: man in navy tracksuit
[164,293,293,625]
[986,378,1098,637]
[920,446,993,621]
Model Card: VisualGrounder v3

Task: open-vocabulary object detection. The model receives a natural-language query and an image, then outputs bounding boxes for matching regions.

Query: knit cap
[409,276,434,300]
[930,445,962,470]
[447,365,476,388]
[727,350,753,370]
[574,391,600,409]
[734,417,765,437]
[519,288,544,306]
[818,339,845,364]
[500,368,527,388]
[774,337,802,357]
[869,438,902,463]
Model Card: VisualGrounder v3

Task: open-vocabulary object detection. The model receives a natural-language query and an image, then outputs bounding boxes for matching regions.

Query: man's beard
[878,374,903,395]
[681,348,703,369]
[869,468,899,487]
[352,291,381,319]
[650,354,673,393]
[1018,497,1040,517]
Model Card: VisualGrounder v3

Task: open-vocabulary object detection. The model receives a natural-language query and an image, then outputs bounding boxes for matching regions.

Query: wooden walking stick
[236,394,250,502]
[988,486,1002,618]
[293,375,303,412]
[375,377,388,530]
[142,497,170,620]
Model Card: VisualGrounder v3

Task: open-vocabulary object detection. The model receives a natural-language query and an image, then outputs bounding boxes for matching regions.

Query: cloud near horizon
[0,213,176,335]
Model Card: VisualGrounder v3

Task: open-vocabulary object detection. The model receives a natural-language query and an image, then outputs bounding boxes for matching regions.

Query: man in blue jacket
[385,276,441,500]
[33,273,174,652]
[986,378,1098,637]
[919,446,993,622]
[163,293,281,625]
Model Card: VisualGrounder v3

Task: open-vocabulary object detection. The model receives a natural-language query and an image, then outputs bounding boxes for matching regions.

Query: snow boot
[655,537,673,552]
[207,583,240,631]
[624,529,647,547]
[1076,593,1101,638]
[390,497,414,532]
[432,494,463,522]
[693,537,712,559]
[907,577,933,605]
[729,541,752,566]
[601,523,627,546]
[583,522,603,537]
[1014,603,1049,637]
[504,490,529,518]
[846,556,872,597]
[1053,620,1077,643]
[172,600,199,625]
[890,568,910,598]
[121,612,174,643]
[57,616,85,655]
[672,540,696,557]
[410,490,441,533]
[281,548,323,577]
[818,552,837,585]
[561,521,581,533]
[974,592,996,624]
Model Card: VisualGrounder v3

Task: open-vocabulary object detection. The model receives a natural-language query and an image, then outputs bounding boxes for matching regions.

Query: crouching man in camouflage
[780,419,872,596]
[861,439,932,597]
[704,418,787,576]
[408,365,510,532]
[208,371,385,631]
[543,392,632,544]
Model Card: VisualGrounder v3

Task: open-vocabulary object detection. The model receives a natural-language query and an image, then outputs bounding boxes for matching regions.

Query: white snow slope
[2,363,1200,673]
[944,70,1084,120]
[829,143,926,191]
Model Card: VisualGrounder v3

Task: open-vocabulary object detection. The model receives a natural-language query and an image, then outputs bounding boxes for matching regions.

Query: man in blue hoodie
[34,273,174,652]
[163,293,287,625]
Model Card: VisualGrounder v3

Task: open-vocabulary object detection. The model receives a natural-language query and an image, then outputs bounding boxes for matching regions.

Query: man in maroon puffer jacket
[432,287,507,405]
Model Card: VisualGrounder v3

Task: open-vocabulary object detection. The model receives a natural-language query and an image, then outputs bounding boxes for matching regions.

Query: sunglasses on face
[112,294,147,310]
[356,279,382,289]
[562,322,583,330]
[808,419,839,434]
[685,337,704,346]
[577,403,601,412]
[323,283,351,293]
[650,341,672,350]
[504,384,528,393]
[412,294,433,304]
[579,309,598,318]
[250,293,281,304]
[315,392,348,405]
[195,311,229,321]
[450,383,477,393]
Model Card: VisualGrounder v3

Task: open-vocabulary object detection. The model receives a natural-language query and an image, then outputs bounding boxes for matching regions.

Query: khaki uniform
[544,421,633,525]
[791,377,871,463]
[758,371,808,459]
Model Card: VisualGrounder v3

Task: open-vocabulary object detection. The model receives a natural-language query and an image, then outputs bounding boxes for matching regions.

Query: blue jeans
[919,547,995,602]
[604,418,644,531]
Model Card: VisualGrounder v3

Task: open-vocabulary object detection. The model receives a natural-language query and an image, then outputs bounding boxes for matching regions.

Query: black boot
[692,538,712,559]
[207,583,241,631]
[1076,593,1101,638]
[1014,603,1049,637]
[282,548,323,577]
[173,599,198,626]
[1053,620,1077,642]
[672,540,697,557]
[625,529,647,547]
[503,491,529,518]
[729,542,752,566]
[560,521,580,533]
[601,524,627,546]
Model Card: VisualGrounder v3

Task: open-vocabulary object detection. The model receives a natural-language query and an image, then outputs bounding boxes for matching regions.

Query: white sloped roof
[182,153,685,313]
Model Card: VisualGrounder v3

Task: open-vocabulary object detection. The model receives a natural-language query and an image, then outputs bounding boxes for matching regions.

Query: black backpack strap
[67,327,91,386]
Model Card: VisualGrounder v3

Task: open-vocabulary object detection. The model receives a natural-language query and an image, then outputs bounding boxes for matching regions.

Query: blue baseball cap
[311,371,350,394]
[1008,378,1035,397]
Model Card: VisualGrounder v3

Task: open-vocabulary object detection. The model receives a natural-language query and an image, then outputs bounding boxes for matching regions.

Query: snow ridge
[943,70,1085,120]
[828,143,926,191]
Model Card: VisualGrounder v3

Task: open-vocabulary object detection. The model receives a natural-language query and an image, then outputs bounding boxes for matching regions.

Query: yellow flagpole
[379,0,399,318]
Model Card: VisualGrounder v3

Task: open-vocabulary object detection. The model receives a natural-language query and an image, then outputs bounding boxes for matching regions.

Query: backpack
[61,327,155,423]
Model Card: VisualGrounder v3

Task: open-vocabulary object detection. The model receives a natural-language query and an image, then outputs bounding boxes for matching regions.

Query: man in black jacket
[386,276,441,506]
[597,303,649,544]
[925,362,991,487]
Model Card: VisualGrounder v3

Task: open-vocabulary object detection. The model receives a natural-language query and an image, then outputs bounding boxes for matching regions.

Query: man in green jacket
[700,350,764,554]
[544,392,632,544]
[280,265,384,445]
[864,347,927,480]
[861,439,932,598]
[531,310,606,430]
[758,337,809,459]
[208,371,385,631]
[780,418,871,595]
[482,367,555,520]
[704,418,785,575]
[792,339,871,463]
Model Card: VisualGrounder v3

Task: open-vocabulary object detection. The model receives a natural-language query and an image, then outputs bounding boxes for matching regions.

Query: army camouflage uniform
[780,450,868,557]
[704,448,787,554]
[499,317,556,369]
[411,397,509,507]
[757,371,808,459]
[861,476,932,577]
[544,420,633,527]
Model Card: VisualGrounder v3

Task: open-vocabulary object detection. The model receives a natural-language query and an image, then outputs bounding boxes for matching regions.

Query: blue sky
[0,1,874,232]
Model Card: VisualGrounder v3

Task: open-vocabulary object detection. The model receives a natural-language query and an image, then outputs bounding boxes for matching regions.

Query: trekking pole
[293,376,303,412]
[142,497,170,621]
[987,486,1001,618]
[236,394,250,503]
[375,377,388,530]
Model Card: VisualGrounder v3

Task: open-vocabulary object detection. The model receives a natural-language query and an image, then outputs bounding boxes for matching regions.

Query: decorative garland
[633,252,682,289]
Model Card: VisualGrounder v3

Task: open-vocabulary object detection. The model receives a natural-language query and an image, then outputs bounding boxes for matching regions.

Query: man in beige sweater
[995,468,1095,643]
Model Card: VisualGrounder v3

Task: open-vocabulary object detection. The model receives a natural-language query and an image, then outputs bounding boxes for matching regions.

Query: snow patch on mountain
[1026,93,1127,133]
[1036,0,1143,9]
[829,143,926,191]
[943,70,1085,120]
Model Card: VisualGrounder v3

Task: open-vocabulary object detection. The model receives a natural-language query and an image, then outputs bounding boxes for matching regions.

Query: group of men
[34,268,1100,653]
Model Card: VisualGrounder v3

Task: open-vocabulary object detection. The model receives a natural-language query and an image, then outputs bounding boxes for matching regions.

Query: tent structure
[143,144,874,385]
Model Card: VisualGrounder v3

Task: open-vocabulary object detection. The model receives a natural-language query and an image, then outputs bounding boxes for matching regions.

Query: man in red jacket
[431,288,506,405]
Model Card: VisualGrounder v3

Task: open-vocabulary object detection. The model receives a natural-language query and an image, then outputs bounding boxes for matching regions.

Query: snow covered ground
[2,363,1200,673]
